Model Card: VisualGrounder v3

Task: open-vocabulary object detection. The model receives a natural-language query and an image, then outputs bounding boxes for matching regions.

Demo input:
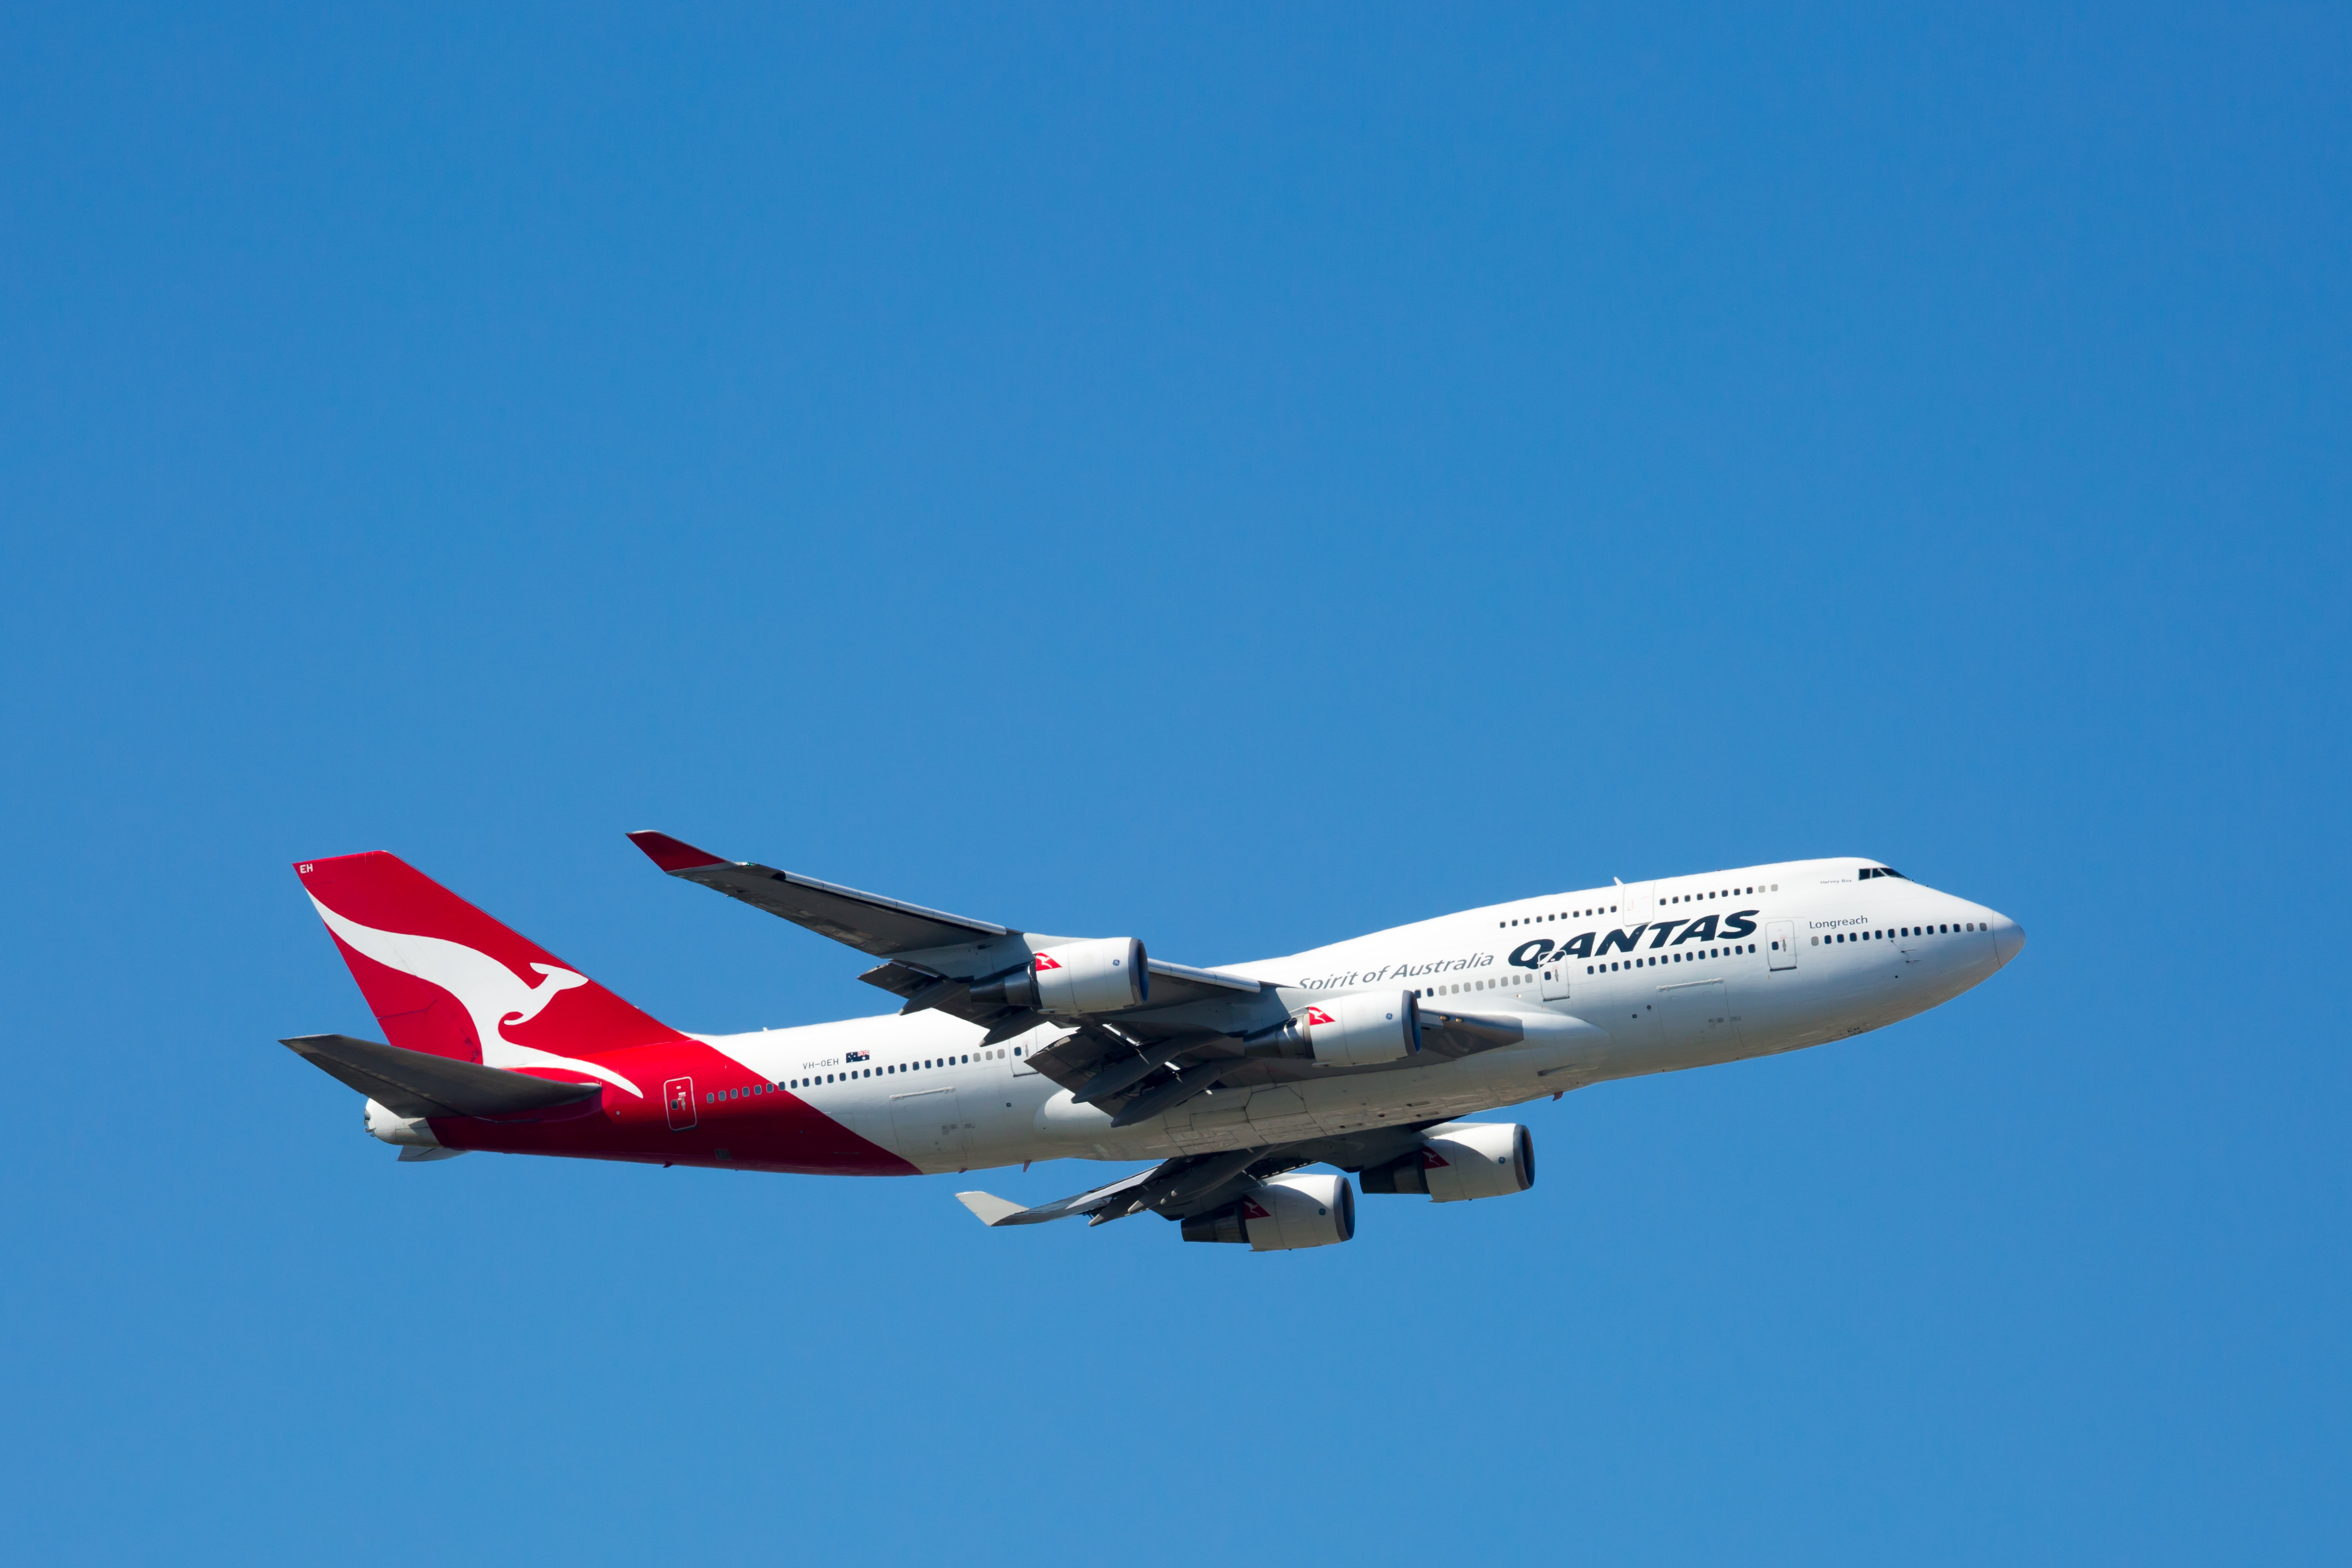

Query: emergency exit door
[1766,920,1797,971]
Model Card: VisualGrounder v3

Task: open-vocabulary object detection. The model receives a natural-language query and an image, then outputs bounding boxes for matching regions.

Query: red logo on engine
[1421,1148,1452,1168]
[1304,1007,1334,1026]
[1033,953,1063,970]
[1242,1199,1271,1219]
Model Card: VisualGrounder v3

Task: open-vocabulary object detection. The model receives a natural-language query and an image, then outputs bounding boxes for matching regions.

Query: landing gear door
[1766,920,1797,971]
[1540,961,1571,1001]
[663,1076,697,1130]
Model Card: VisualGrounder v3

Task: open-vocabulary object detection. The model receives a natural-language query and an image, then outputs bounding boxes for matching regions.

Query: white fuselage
[687,857,2024,1174]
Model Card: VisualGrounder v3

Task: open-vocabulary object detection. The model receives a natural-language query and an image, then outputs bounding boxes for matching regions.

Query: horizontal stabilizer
[280,1034,604,1120]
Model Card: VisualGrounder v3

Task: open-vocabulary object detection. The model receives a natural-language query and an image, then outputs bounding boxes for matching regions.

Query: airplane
[280,833,2024,1251]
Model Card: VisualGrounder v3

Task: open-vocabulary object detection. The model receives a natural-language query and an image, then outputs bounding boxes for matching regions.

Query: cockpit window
[1860,866,1907,880]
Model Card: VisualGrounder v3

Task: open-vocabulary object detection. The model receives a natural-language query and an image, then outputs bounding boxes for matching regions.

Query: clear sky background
[3,5,2346,1563]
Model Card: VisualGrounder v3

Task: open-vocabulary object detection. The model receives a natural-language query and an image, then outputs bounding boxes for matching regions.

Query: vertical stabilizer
[293,852,679,1098]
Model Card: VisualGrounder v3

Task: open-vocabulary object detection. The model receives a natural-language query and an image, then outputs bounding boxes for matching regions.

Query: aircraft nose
[1990,912,2026,967]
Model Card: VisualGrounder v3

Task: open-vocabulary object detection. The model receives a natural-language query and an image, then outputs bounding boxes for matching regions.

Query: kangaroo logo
[309,897,644,1098]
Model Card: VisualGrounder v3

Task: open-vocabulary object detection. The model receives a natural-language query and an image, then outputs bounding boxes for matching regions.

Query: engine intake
[1360,1122,1535,1202]
[969,938,1148,1015]
[1240,990,1420,1067]
[1180,1173,1356,1251]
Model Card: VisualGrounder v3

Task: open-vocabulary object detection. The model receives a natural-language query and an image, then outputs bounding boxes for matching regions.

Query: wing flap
[1141,959,1263,1002]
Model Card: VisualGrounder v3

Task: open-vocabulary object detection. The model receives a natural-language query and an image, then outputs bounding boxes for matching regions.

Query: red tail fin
[293,852,682,1073]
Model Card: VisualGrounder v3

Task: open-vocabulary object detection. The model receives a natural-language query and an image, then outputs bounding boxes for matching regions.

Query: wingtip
[955,1191,1029,1227]
[627,829,728,872]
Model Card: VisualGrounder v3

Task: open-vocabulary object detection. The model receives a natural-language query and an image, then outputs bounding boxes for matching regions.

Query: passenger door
[1766,920,1797,971]
[663,1076,697,1130]
[1539,961,1571,1002]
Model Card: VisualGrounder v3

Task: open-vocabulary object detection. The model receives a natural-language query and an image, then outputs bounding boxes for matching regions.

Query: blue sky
[2,5,2345,1563]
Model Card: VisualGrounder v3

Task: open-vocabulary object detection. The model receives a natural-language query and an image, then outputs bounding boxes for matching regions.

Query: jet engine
[1239,990,1420,1067]
[1359,1121,1534,1202]
[1179,1173,1356,1251]
[969,938,1148,1014]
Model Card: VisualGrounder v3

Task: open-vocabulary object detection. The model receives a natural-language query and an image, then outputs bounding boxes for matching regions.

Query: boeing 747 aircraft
[280,834,2023,1251]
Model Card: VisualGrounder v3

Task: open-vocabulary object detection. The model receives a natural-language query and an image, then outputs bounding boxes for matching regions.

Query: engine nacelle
[969,938,1148,1015]
[1179,1173,1356,1251]
[1360,1121,1534,1203]
[1240,989,1420,1067]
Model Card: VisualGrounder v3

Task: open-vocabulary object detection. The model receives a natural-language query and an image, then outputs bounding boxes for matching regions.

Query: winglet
[627,830,729,872]
[956,1191,1029,1227]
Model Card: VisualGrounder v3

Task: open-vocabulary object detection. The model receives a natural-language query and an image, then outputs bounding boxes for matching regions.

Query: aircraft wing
[627,830,1264,1021]
[627,830,1012,955]
[956,1123,1446,1232]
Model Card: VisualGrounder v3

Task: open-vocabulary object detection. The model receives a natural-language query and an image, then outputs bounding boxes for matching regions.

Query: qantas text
[1507,909,1759,969]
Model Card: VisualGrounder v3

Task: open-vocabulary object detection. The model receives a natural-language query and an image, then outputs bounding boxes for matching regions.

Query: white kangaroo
[309,897,642,1098]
